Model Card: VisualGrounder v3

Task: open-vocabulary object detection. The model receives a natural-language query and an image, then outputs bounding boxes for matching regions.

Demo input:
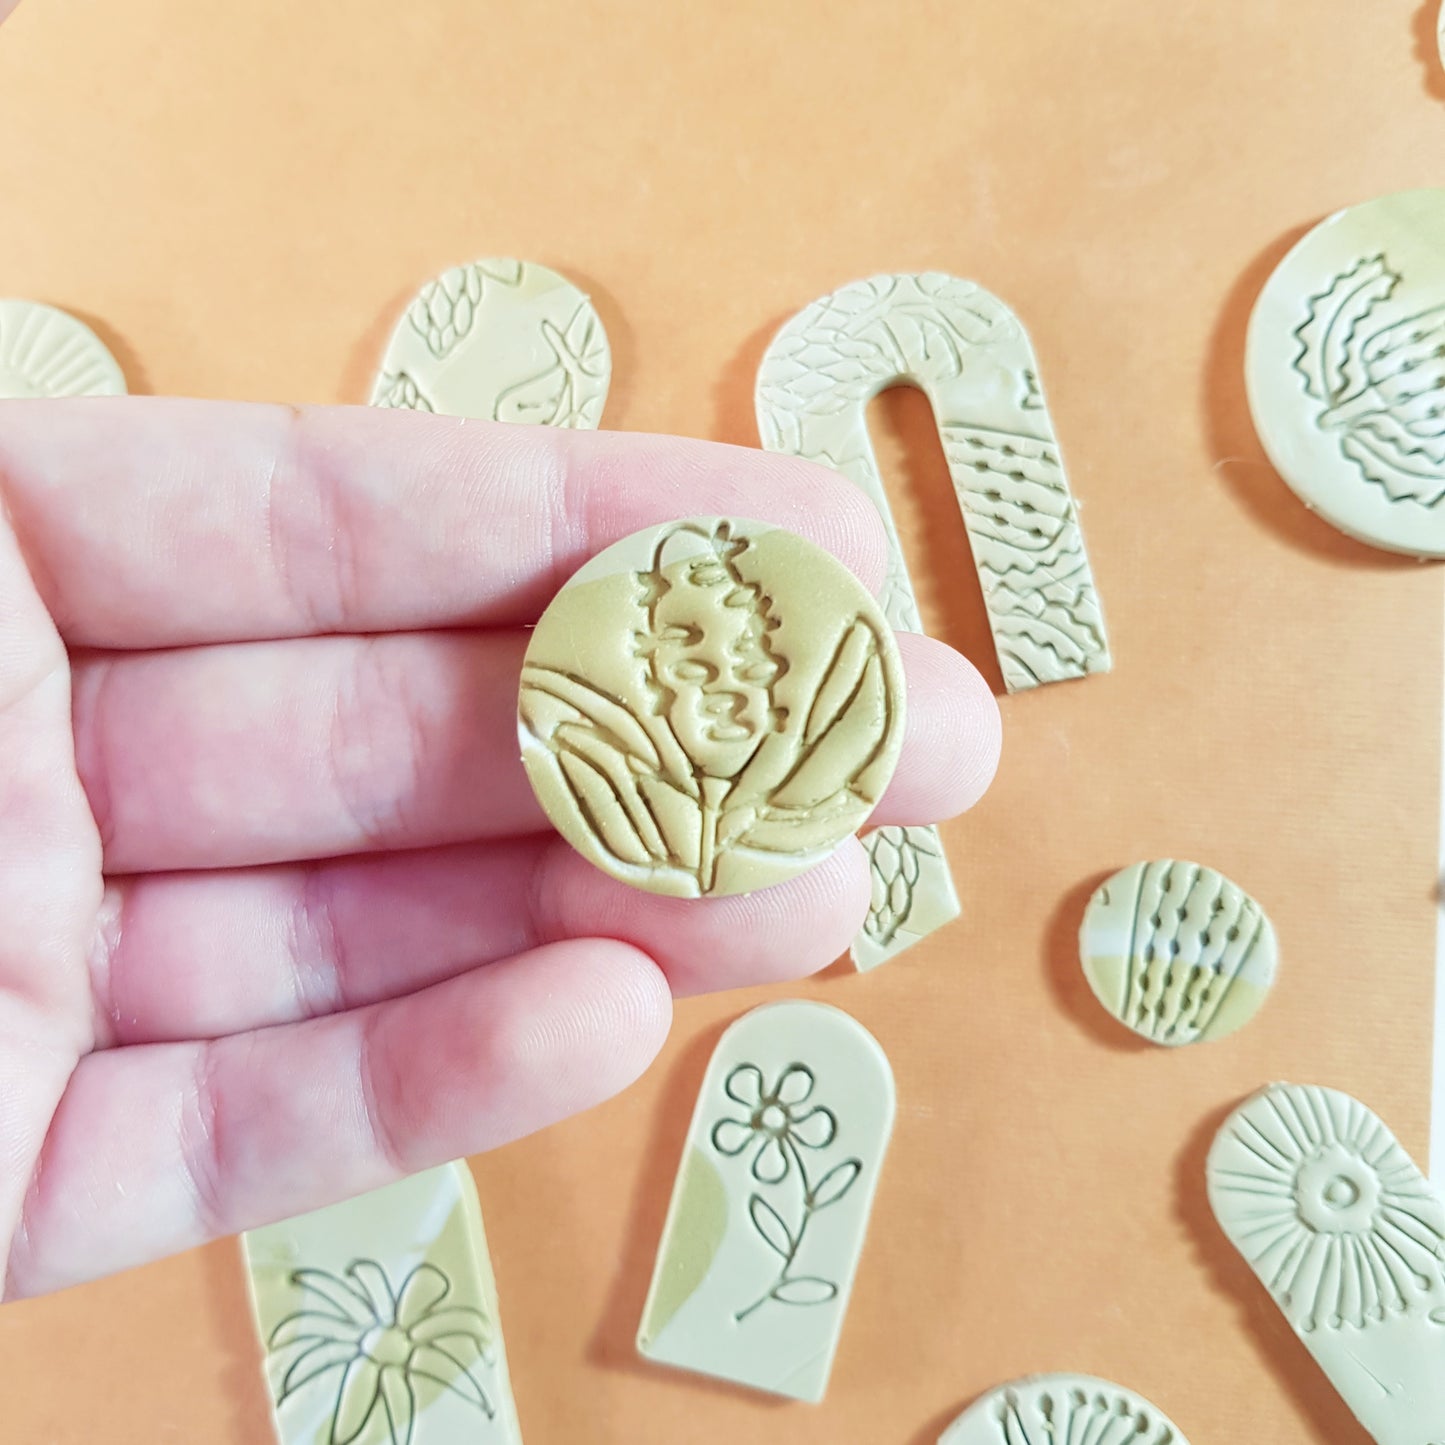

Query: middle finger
[73,628,994,873]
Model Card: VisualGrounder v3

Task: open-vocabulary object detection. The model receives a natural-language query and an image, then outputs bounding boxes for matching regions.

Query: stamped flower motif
[267,1259,495,1445]
[1209,1084,1445,1332]
[710,1062,861,1321]
[711,1064,837,1184]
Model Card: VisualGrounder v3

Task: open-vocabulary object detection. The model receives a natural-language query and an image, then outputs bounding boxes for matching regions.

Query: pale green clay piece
[371,258,610,425]
[0,299,126,398]
[1246,189,1445,557]
[637,1000,895,1402]
[1209,1083,1445,1445]
[243,1163,524,1445]
[938,1374,1191,1444]
[519,517,906,899]
[756,273,1111,966]
[1079,859,1277,1046]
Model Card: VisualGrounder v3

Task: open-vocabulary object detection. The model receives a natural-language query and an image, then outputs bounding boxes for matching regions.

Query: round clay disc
[1079,859,1277,1046]
[939,1374,1191,1445]
[0,299,126,399]
[1245,188,1445,556]
[519,517,905,898]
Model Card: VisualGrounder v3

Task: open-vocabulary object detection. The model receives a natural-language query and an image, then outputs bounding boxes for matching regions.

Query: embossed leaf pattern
[769,1277,838,1306]
[730,615,895,854]
[370,370,435,413]
[864,825,930,944]
[494,300,610,428]
[808,1159,861,1211]
[407,264,486,360]
[749,1195,794,1257]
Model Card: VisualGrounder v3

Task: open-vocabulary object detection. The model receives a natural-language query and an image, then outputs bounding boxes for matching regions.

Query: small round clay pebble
[1245,188,1445,557]
[518,517,905,898]
[1079,859,1277,1046]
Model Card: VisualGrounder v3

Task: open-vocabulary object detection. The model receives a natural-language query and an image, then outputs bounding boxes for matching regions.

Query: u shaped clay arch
[756,272,1111,968]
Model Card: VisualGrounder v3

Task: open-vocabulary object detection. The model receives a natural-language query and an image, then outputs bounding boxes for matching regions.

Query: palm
[0,398,998,1300]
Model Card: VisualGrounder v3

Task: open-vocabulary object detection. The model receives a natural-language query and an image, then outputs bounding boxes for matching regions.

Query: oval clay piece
[1209,1083,1445,1444]
[519,517,906,898]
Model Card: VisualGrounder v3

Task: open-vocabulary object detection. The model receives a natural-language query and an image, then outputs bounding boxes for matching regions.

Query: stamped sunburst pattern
[1208,1083,1445,1333]
[0,298,125,398]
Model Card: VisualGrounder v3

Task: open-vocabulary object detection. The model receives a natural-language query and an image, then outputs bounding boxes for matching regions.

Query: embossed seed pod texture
[1079,860,1278,1046]
[1246,188,1445,556]
[518,516,906,898]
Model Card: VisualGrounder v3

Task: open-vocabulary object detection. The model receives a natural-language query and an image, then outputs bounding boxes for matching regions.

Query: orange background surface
[0,1,1442,1441]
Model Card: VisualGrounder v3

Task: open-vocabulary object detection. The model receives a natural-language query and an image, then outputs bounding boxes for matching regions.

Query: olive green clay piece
[1246,189,1445,557]
[371,258,609,425]
[637,1001,895,1402]
[757,273,1111,966]
[243,1163,524,1445]
[519,517,906,899]
[0,299,126,398]
[1079,860,1277,1047]
[1209,1084,1445,1445]
[938,1375,1191,1445]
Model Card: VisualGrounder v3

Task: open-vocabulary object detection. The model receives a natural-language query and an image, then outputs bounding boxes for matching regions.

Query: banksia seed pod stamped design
[1246,188,1445,556]
[519,518,905,898]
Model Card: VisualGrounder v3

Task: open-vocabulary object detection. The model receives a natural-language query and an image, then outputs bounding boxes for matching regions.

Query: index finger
[0,398,888,649]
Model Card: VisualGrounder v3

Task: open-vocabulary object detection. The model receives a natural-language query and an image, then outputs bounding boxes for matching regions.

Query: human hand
[0,399,999,1298]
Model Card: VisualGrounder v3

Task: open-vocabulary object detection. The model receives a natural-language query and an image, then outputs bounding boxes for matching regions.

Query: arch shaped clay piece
[938,1374,1190,1445]
[372,258,610,426]
[637,1000,895,1402]
[0,299,126,398]
[756,272,1110,966]
[1208,1082,1445,1444]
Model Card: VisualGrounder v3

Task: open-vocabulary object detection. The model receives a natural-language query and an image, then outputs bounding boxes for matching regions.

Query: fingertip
[506,938,673,1102]
[877,632,1002,824]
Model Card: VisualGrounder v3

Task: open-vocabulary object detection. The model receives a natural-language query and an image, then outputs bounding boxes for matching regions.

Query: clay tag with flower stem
[243,1163,524,1445]
[519,517,906,899]
[637,1000,895,1402]
[1208,1083,1445,1444]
